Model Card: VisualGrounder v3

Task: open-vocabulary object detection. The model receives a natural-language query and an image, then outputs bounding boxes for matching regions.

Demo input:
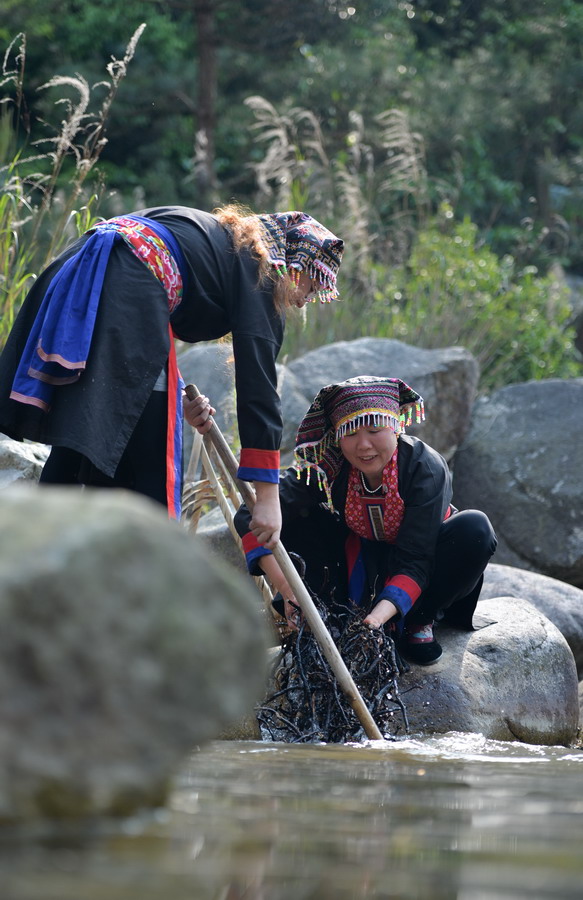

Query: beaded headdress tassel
[258,211,344,303]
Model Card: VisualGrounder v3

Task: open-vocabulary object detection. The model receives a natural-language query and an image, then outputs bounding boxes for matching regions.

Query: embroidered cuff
[238,448,280,483]
[241,531,273,573]
[378,574,422,619]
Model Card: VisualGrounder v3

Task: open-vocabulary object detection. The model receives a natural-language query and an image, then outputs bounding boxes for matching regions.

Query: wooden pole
[184,384,384,741]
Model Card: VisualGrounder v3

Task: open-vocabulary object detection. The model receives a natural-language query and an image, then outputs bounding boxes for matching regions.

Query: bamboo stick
[198,441,274,610]
[183,383,384,741]
[182,404,279,614]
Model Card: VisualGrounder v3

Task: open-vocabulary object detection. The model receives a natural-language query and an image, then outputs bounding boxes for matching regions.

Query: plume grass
[0,26,146,350]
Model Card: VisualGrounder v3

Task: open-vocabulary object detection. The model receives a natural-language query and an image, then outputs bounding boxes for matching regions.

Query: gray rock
[396,596,578,746]
[178,342,239,475]
[0,435,49,487]
[0,485,268,821]
[452,379,583,588]
[230,597,579,747]
[480,563,583,676]
[178,338,480,475]
[276,365,317,464]
[284,338,479,462]
[195,505,246,574]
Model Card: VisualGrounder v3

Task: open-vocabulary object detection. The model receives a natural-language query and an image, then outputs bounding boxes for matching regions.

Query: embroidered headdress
[294,375,425,508]
[258,211,344,302]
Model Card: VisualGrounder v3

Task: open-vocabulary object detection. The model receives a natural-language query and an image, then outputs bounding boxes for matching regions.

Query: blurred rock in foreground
[0,485,267,822]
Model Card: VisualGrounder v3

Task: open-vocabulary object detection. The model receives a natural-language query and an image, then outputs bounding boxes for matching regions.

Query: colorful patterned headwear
[258,211,344,303]
[294,375,425,508]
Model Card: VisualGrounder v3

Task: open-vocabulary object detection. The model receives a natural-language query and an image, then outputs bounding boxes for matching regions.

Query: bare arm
[258,553,300,629]
[250,481,282,549]
[363,598,398,629]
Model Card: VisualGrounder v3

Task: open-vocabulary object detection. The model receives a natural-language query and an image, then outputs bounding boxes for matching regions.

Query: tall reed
[244,96,429,356]
[0,26,145,350]
[245,96,580,389]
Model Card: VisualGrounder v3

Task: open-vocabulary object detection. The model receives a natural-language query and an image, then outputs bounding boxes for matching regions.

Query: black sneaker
[402,622,443,666]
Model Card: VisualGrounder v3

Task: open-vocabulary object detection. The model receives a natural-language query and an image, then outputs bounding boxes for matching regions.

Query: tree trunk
[193,0,218,207]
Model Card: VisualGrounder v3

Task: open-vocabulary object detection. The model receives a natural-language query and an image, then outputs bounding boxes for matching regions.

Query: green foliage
[408,5,583,270]
[245,96,429,268]
[250,94,580,392]
[284,210,580,391]
[0,174,35,344]
[3,0,583,274]
[367,210,580,390]
[1,5,582,388]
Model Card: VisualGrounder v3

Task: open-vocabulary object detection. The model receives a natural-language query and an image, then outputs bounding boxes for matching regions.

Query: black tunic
[0,207,284,477]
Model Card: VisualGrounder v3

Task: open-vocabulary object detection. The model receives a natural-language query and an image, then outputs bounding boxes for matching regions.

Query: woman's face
[339,425,398,485]
[292,271,316,308]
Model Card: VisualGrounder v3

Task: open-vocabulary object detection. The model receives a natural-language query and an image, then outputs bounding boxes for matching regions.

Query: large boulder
[178,338,479,472]
[0,435,49,487]
[394,597,579,745]
[283,337,479,461]
[178,342,239,474]
[452,379,583,588]
[481,563,583,676]
[0,485,268,822]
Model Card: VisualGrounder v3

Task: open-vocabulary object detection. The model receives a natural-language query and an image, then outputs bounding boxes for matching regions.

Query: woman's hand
[283,594,302,631]
[363,598,398,629]
[183,391,216,434]
[251,481,282,548]
[259,557,301,630]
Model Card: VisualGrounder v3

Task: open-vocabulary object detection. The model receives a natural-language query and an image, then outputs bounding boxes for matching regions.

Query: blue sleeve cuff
[245,546,273,575]
[376,585,414,620]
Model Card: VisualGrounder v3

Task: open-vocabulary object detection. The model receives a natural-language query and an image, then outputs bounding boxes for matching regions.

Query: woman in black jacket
[0,205,343,535]
[235,375,497,665]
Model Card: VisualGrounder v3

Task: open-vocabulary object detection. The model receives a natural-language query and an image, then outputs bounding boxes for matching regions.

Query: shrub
[369,209,581,391]
[282,206,580,392]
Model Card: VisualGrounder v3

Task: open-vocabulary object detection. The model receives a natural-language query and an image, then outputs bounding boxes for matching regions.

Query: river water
[2,733,583,900]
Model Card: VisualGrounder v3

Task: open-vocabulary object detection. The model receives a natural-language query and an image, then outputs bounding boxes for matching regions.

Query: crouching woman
[234,375,497,665]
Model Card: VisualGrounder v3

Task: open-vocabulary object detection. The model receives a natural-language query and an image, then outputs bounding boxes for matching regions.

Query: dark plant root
[257,558,409,744]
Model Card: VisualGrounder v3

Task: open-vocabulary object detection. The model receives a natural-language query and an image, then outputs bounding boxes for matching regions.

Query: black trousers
[39,390,169,508]
[279,507,497,631]
[395,510,497,630]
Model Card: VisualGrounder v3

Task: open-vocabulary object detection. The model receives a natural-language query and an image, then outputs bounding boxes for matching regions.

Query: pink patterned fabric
[94,216,183,313]
[258,211,344,303]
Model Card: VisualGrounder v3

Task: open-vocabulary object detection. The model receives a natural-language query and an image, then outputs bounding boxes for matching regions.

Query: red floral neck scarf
[344,445,404,543]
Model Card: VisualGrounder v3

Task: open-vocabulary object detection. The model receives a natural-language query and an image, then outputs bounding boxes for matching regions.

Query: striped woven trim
[238,448,280,483]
